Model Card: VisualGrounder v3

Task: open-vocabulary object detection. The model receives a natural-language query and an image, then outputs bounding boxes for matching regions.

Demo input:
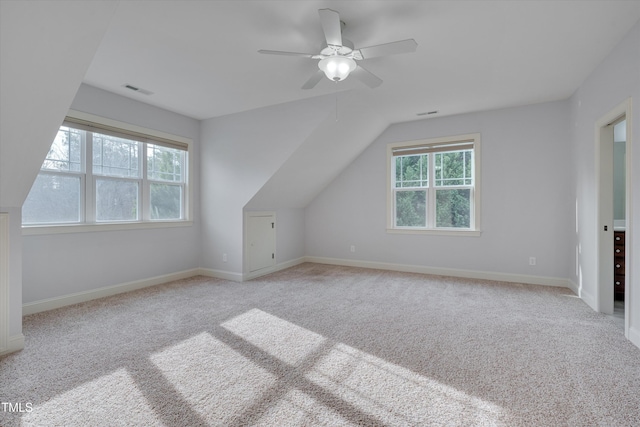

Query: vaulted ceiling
[85,1,640,123]
[2,1,639,210]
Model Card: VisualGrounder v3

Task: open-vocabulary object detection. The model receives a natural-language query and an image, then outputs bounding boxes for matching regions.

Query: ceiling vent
[122,84,153,96]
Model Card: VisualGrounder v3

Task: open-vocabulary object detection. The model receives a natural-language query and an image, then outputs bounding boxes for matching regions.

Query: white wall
[199,96,333,275]
[273,208,306,265]
[245,93,389,210]
[305,100,573,281]
[200,93,387,276]
[569,20,639,344]
[22,85,201,303]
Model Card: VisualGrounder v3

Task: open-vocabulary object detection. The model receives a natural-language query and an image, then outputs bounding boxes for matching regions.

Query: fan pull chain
[335,81,339,122]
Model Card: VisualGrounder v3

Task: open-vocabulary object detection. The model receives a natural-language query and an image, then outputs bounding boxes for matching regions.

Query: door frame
[595,98,632,337]
[0,213,9,354]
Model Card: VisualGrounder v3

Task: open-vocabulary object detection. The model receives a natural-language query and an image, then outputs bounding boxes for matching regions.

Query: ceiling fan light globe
[318,56,356,82]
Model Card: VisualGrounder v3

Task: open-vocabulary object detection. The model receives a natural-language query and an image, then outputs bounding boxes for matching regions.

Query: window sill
[386,228,481,237]
[22,220,193,236]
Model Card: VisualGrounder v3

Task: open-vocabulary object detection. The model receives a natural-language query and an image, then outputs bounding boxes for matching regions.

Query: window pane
[435,150,472,186]
[96,179,138,221]
[42,126,82,172]
[150,183,182,220]
[436,189,471,228]
[22,174,81,224]
[93,133,140,178]
[395,190,426,227]
[147,144,184,182]
[395,155,428,188]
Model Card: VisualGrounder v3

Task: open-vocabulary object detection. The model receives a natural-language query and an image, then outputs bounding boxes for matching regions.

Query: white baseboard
[565,279,579,296]
[23,268,200,316]
[0,334,25,356]
[629,326,640,350]
[304,256,572,289]
[21,259,306,317]
[243,257,306,281]
[197,268,244,282]
[566,279,600,311]
[199,257,306,282]
[579,288,598,311]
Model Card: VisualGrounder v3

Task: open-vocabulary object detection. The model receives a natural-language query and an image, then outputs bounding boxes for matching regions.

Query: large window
[23,115,189,227]
[388,134,480,234]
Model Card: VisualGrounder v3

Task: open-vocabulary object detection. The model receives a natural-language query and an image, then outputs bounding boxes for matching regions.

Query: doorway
[596,99,631,336]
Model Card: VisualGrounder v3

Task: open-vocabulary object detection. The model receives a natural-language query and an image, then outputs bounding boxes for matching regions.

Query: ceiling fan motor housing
[320,38,354,56]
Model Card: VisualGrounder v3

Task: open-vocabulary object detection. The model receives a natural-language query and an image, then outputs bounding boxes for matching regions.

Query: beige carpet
[1,263,639,426]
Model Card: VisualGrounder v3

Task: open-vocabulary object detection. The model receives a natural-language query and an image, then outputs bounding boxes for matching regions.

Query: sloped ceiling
[3,1,640,212]
[80,1,640,214]
[201,94,339,212]
[84,1,640,123]
[0,1,117,208]
[245,92,388,210]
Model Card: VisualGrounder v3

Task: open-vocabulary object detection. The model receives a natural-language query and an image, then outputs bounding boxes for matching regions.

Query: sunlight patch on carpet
[221,308,505,425]
[306,342,505,425]
[254,388,352,426]
[149,331,277,425]
[221,308,327,366]
[21,368,162,427]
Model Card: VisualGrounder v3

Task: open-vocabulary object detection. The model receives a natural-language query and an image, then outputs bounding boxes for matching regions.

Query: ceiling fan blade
[351,65,383,88]
[318,8,342,47]
[301,70,325,90]
[258,49,316,58]
[356,39,417,59]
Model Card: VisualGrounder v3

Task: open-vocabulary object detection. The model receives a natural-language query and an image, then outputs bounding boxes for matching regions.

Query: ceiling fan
[258,8,417,89]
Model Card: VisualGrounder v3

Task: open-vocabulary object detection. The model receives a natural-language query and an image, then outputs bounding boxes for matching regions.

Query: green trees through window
[23,122,188,226]
[390,135,478,231]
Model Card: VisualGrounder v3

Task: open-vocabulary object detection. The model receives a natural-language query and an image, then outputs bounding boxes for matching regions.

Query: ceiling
[84,1,640,123]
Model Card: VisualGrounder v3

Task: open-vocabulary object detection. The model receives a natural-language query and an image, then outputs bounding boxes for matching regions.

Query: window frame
[387,133,481,236]
[23,110,193,235]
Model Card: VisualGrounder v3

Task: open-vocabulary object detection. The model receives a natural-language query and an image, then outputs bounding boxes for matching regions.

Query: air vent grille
[122,84,153,96]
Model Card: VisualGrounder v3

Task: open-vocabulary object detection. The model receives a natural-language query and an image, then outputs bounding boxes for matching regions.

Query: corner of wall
[0,207,23,356]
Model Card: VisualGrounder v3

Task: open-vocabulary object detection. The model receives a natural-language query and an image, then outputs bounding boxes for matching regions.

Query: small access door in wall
[247,212,276,273]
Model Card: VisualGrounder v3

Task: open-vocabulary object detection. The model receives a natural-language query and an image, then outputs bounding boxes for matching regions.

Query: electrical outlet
[529,257,536,266]
[350,245,356,253]
[223,253,228,263]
